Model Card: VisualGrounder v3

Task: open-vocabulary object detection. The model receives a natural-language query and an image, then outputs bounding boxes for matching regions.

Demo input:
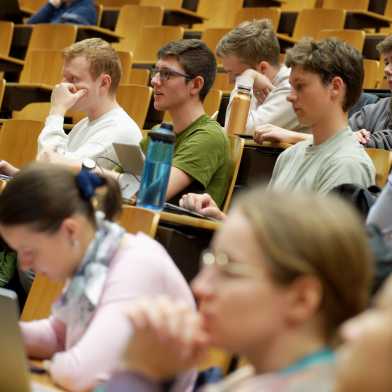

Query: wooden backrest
[322,0,369,11]
[316,29,365,52]
[203,89,223,118]
[163,88,223,122]
[0,21,14,56]
[222,135,245,214]
[363,59,380,89]
[281,0,317,11]
[116,84,153,128]
[0,119,43,167]
[0,79,5,110]
[21,205,160,322]
[27,23,77,54]
[12,102,51,121]
[129,68,151,85]
[384,0,392,18]
[194,0,244,30]
[96,0,138,5]
[117,50,133,84]
[140,0,182,6]
[235,7,281,31]
[20,49,64,85]
[212,72,234,93]
[366,148,392,188]
[377,55,388,89]
[202,28,231,59]
[96,3,104,26]
[119,205,160,237]
[114,5,164,52]
[133,26,184,63]
[292,8,346,41]
[19,0,46,12]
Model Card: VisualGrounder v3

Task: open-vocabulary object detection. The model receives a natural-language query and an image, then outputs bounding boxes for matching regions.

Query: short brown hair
[0,163,122,232]
[237,187,373,341]
[216,19,280,67]
[63,38,122,94]
[285,37,363,112]
[377,35,392,55]
[157,39,216,101]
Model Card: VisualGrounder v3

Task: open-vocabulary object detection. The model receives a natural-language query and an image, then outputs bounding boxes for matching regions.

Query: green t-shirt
[140,115,231,207]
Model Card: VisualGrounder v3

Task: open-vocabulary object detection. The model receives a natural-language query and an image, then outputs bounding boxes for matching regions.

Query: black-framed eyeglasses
[151,67,193,82]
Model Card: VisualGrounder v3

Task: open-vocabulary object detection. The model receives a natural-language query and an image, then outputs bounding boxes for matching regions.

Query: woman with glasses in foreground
[105,187,373,392]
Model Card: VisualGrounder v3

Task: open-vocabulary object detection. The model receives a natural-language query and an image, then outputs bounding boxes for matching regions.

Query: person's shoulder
[112,233,171,268]
[183,115,226,140]
[361,96,390,113]
[282,138,310,155]
[99,107,140,131]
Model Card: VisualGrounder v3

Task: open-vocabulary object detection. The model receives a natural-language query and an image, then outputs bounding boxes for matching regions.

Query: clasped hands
[123,296,209,382]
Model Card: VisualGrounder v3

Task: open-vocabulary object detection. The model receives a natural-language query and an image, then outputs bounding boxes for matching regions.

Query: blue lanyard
[280,348,335,375]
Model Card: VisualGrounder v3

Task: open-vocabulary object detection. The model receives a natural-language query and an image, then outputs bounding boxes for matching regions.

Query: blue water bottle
[137,123,175,211]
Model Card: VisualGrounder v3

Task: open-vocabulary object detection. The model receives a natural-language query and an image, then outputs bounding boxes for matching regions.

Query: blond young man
[217,19,300,133]
[0,38,141,176]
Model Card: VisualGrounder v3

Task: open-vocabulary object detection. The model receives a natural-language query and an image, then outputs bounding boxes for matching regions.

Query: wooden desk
[160,211,220,231]
[344,10,392,30]
[0,55,24,82]
[31,375,64,392]
[30,361,64,391]
[76,25,122,43]
[10,25,121,61]
[100,7,206,31]
[2,83,52,115]
[244,0,286,6]
[0,0,31,23]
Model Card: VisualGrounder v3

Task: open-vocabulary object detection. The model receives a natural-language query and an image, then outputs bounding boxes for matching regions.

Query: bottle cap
[236,74,254,91]
[149,123,176,144]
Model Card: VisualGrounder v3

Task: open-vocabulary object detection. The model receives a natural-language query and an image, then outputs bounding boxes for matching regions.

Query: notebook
[0,288,53,392]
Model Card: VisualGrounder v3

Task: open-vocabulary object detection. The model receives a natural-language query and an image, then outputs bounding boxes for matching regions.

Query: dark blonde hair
[63,38,122,94]
[0,163,122,232]
[237,187,373,340]
[285,37,363,112]
[216,19,280,67]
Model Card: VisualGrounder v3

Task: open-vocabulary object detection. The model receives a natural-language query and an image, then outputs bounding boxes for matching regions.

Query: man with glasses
[140,39,231,207]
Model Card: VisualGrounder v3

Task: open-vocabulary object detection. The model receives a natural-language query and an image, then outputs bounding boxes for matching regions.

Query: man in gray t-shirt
[178,37,376,220]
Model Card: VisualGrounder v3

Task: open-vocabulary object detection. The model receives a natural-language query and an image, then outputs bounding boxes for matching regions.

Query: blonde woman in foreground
[104,187,373,392]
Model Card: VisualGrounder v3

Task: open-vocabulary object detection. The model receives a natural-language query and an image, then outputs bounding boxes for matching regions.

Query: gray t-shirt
[270,127,375,194]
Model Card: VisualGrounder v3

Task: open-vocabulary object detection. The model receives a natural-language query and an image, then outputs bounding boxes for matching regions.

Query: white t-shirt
[37,107,142,169]
[225,65,301,133]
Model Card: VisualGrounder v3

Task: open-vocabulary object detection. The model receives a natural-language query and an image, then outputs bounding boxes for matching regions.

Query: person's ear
[256,61,269,74]
[330,76,345,99]
[190,76,205,97]
[285,276,323,326]
[61,218,79,247]
[100,74,112,93]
